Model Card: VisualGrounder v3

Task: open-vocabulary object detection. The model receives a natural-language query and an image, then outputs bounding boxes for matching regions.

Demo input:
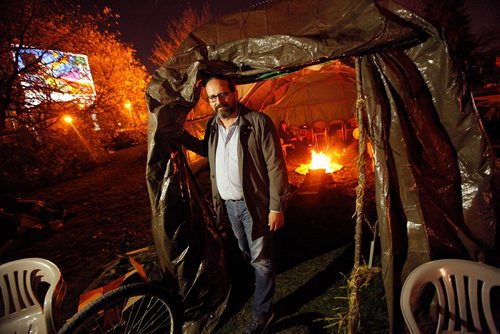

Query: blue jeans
[224,199,275,321]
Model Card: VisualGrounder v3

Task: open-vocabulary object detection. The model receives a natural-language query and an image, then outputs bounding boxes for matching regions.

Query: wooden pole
[348,56,367,333]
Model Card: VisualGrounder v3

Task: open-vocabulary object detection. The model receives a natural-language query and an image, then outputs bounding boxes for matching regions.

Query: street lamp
[62,115,96,161]
[124,101,134,126]
[63,115,74,124]
[124,101,132,111]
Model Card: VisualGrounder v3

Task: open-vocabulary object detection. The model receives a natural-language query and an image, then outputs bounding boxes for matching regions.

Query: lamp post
[63,115,74,124]
[124,101,134,126]
[63,115,97,161]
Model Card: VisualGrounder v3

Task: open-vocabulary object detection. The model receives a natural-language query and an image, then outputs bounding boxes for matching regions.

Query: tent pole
[348,56,368,333]
[353,57,367,270]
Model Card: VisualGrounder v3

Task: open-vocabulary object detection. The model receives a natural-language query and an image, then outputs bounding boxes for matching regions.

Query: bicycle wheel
[59,283,180,334]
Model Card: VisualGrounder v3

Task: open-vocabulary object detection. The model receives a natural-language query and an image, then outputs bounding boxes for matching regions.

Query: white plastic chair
[328,119,346,142]
[311,120,328,149]
[289,124,308,143]
[343,117,357,142]
[400,259,500,333]
[0,258,66,334]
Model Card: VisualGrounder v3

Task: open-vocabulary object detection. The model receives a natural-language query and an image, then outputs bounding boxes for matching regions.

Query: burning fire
[295,150,343,175]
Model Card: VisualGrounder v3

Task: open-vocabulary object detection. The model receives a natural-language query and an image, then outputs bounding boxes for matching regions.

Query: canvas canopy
[145,0,497,332]
[246,61,355,120]
[184,60,357,141]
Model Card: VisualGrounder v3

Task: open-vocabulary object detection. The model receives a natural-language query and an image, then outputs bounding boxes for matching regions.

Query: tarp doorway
[145,0,498,332]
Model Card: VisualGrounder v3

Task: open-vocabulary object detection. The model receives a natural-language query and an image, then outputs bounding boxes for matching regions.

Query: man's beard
[215,104,235,119]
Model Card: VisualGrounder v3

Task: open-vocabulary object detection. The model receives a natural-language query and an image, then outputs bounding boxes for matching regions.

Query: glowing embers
[295,150,343,198]
[295,150,343,175]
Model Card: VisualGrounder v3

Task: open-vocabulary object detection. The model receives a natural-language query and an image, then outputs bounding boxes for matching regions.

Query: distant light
[124,101,132,110]
[63,115,74,124]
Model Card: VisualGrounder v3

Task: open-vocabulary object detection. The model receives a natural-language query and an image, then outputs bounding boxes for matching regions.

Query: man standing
[182,74,289,334]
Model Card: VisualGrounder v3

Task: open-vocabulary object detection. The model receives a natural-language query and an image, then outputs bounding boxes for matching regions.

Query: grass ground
[2,141,390,333]
[216,246,388,333]
[213,143,388,333]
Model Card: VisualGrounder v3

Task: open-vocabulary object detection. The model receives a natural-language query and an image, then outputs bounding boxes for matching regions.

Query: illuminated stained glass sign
[14,47,96,105]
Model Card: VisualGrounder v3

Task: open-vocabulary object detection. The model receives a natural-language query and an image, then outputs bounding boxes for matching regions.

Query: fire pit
[294,150,343,175]
[294,150,343,197]
[303,168,328,184]
[298,168,332,195]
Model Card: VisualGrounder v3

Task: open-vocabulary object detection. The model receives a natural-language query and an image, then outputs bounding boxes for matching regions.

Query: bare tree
[0,0,149,191]
[0,1,148,137]
[421,0,498,89]
[150,3,211,67]
[0,0,87,134]
[73,24,149,140]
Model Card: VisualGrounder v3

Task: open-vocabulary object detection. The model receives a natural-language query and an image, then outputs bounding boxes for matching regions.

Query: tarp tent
[145,0,498,332]
[240,60,357,128]
[183,60,357,147]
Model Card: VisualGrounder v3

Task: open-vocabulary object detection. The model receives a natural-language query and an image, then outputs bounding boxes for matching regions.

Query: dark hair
[203,73,236,92]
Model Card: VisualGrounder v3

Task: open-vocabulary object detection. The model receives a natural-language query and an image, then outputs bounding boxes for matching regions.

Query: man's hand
[166,136,182,152]
[268,211,284,231]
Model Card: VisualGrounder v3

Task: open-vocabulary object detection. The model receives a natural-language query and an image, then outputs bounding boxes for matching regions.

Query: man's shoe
[242,312,274,334]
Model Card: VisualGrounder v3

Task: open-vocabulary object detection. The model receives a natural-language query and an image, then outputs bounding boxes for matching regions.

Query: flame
[310,150,331,171]
[295,150,343,175]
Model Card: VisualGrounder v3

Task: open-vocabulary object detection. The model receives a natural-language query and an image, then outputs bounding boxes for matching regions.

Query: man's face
[205,79,238,119]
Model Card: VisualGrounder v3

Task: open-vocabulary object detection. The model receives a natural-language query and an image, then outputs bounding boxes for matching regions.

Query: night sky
[81,0,499,73]
[80,0,261,72]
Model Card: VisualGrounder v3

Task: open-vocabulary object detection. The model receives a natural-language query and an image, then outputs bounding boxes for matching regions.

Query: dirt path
[0,144,153,323]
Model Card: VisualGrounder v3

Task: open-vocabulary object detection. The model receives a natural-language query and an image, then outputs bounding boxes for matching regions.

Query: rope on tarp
[354,59,367,270]
[347,56,369,333]
[325,57,372,334]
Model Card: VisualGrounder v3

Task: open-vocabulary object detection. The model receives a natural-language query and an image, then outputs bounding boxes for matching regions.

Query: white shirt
[215,117,243,200]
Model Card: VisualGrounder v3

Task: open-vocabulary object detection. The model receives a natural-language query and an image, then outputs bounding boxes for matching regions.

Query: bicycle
[58,282,181,334]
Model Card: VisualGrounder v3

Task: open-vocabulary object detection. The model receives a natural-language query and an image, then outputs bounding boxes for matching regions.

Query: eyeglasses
[206,92,231,103]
